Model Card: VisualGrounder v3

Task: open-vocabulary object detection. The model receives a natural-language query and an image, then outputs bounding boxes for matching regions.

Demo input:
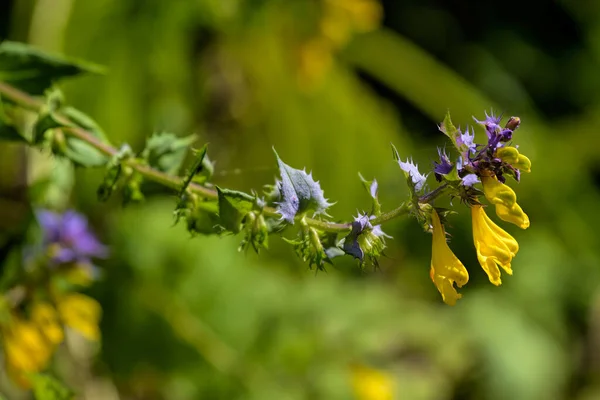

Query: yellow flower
[350,364,395,400]
[57,293,101,341]
[481,175,530,229]
[298,37,334,86]
[495,146,531,173]
[3,318,53,388]
[31,302,64,345]
[321,0,382,45]
[429,210,469,305]
[471,205,519,286]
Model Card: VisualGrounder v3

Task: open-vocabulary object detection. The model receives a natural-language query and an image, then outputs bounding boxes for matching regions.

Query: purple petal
[53,247,77,263]
[61,211,90,240]
[36,210,62,243]
[72,233,109,258]
[461,174,480,187]
[369,180,378,199]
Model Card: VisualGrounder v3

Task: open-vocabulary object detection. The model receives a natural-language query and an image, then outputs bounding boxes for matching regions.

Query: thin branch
[0,81,445,234]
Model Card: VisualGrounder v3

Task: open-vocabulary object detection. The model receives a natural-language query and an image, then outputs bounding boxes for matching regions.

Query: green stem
[0,81,445,234]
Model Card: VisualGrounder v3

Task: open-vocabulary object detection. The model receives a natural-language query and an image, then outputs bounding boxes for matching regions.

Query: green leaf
[30,373,73,400]
[358,173,381,216]
[0,41,104,95]
[142,132,197,175]
[273,148,332,223]
[33,111,63,144]
[97,144,133,201]
[188,202,221,235]
[217,187,255,234]
[63,106,108,142]
[63,137,109,167]
[439,110,459,145]
[179,143,209,197]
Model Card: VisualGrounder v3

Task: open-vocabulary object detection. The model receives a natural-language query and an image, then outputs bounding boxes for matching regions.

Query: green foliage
[142,132,197,175]
[216,187,256,234]
[30,374,73,400]
[0,41,103,95]
[2,1,600,399]
[358,173,382,217]
[179,143,210,196]
[439,110,461,151]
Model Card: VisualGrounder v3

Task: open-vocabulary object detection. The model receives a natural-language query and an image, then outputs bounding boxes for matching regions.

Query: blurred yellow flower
[298,38,334,86]
[429,210,469,305]
[481,176,530,229]
[351,364,395,400]
[321,0,383,46]
[57,293,101,341]
[298,0,382,86]
[3,318,53,388]
[31,302,64,345]
[471,205,519,286]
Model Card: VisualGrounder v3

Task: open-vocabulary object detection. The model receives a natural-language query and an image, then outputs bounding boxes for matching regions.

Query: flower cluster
[399,111,531,305]
[1,210,105,387]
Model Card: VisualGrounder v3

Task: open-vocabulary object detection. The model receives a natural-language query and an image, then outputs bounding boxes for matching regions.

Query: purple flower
[434,148,453,179]
[343,213,390,262]
[398,158,427,191]
[456,126,476,153]
[473,110,502,139]
[461,174,480,187]
[36,210,108,266]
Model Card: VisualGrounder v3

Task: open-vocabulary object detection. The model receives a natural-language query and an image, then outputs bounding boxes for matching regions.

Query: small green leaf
[97,144,133,201]
[439,110,461,149]
[63,137,108,167]
[217,187,255,234]
[0,41,104,95]
[30,373,73,400]
[33,111,63,144]
[175,197,221,235]
[358,173,381,216]
[122,172,145,205]
[142,132,197,175]
[179,143,209,197]
[273,148,332,223]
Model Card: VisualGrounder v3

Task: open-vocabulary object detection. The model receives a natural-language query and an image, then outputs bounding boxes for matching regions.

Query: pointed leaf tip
[274,150,332,223]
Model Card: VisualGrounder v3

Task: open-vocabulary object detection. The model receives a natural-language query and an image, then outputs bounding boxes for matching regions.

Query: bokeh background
[2,0,600,399]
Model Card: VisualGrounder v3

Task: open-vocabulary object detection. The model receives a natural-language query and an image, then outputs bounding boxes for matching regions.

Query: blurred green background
[2,0,600,399]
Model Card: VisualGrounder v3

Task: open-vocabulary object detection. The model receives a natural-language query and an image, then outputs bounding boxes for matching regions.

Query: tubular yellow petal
[3,318,54,387]
[495,146,531,173]
[481,176,530,229]
[430,210,469,305]
[31,302,64,345]
[471,205,519,286]
[57,293,102,341]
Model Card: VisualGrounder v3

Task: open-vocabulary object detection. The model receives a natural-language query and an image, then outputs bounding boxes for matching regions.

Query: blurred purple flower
[36,210,108,265]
